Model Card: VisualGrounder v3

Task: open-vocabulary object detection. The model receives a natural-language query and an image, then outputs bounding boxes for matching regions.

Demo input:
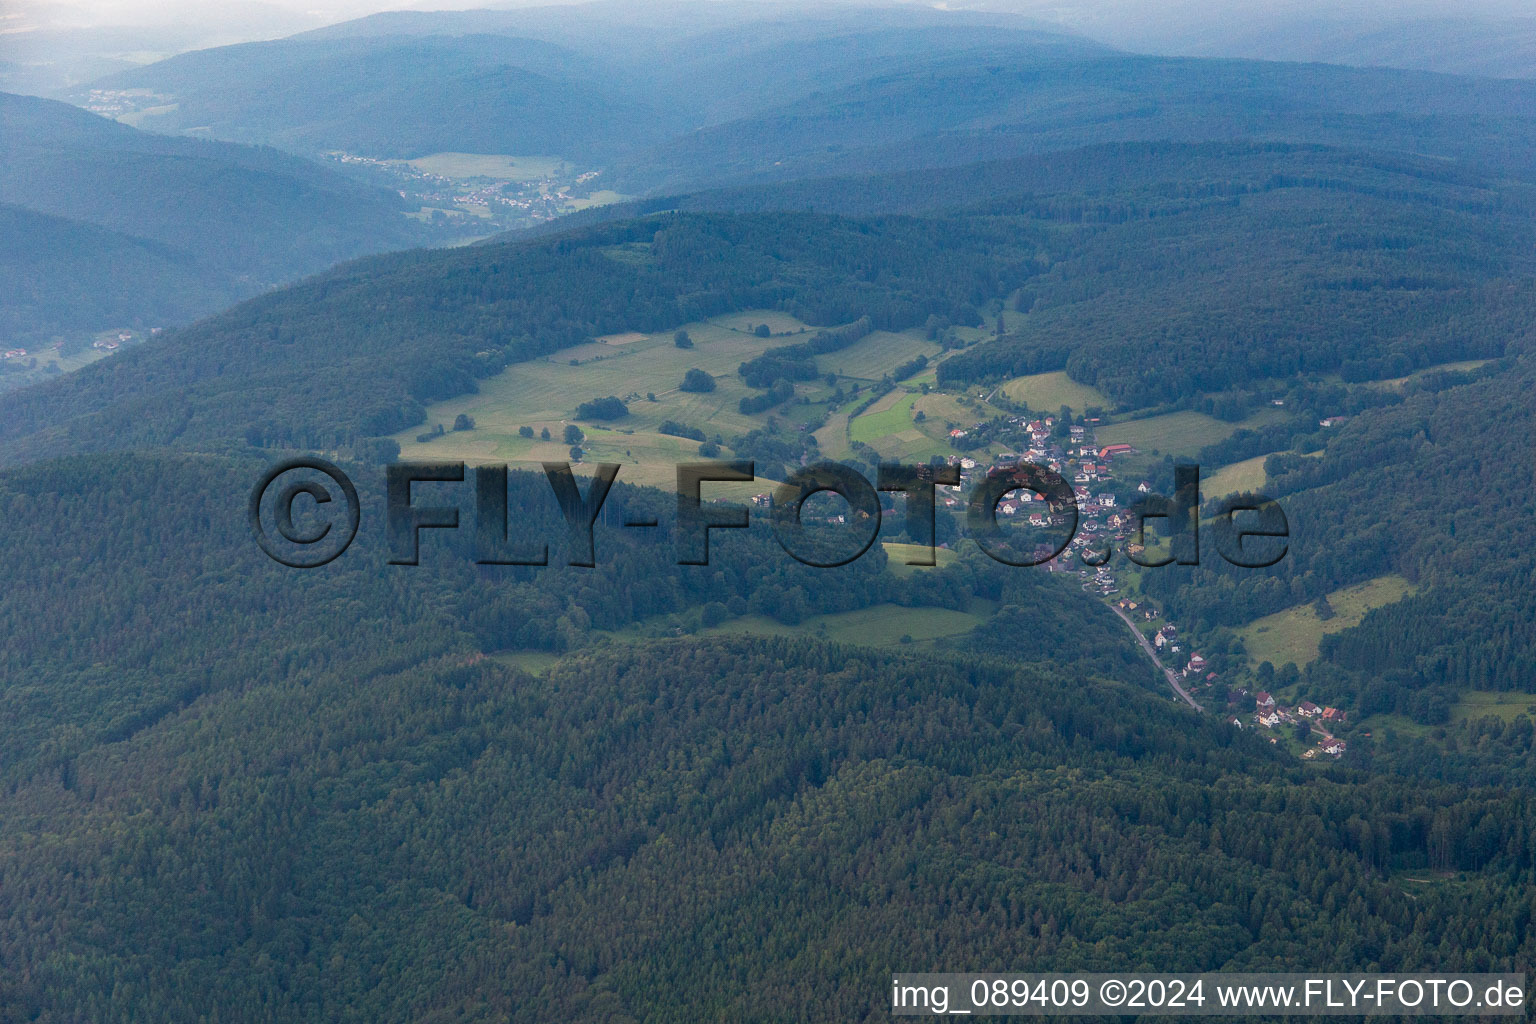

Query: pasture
[999,370,1109,413]
[1238,574,1414,668]
[821,329,940,380]
[402,153,570,180]
[1204,454,1270,498]
[1097,407,1287,457]
[701,600,993,648]
[1451,691,1536,725]
[394,310,956,490]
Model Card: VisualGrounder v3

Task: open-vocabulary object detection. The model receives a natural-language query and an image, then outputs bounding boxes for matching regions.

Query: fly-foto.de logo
[248,458,1288,570]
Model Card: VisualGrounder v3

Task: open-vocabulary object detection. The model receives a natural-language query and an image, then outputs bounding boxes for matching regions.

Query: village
[323,152,611,231]
[934,410,1350,760]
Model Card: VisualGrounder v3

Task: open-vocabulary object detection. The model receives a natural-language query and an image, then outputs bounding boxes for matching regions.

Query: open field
[821,329,941,380]
[1204,454,1270,498]
[393,313,795,442]
[401,153,570,180]
[1097,407,1288,457]
[882,542,960,577]
[701,600,994,648]
[568,190,629,211]
[1238,574,1415,668]
[713,311,812,335]
[845,387,993,461]
[118,102,178,127]
[394,310,956,491]
[849,390,920,445]
[999,370,1109,413]
[1451,691,1536,725]
[1364,358,1494,391]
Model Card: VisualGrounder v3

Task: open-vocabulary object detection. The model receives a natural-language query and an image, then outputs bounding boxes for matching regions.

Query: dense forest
[1142,353,1536,739]
[81,34,665,160]
[1,450,1534,1020]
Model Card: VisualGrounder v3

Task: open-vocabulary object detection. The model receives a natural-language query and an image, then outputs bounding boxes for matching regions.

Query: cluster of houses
[1242,691,1348,756]
[325,152,598,224]
[943,415,1358,762]
[2,348,26,360]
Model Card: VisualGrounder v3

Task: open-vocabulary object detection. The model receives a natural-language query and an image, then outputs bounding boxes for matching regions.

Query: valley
[3,4,1536,1017]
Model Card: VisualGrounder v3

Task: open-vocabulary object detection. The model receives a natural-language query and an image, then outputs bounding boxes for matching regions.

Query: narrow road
[1110,605,1202,711]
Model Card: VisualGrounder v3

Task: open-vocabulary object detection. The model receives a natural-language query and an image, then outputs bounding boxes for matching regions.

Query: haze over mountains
[0,91,422,346]
[5,2,1536,1018]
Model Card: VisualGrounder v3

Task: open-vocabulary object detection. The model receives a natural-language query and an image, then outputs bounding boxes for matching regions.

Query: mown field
[701,600,994,647]
[1098,407,1288,457]
[400,152,571,180]
[1450,691,1536,725]
[882,541,960,576]
[392,313,799,480]
[395,313,960,490]
[1204,454,1270,498]
[823,329,939,380]
[1238,574,1415,668]
[998,370,1109,413]
[1363,358,1495,391]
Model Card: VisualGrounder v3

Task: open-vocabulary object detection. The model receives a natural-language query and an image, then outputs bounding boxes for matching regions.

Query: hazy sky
[5,0,1533,75]
[16,0,1536,33]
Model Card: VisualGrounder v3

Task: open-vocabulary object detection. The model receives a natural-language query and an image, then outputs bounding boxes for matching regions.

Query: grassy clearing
[1238,574,1415,668]
[701,600,993,648]
[395,309,951,493]
[567,190,629,211]
[392,312,802,461]
[1097,407,1288,457]
[1204,454,1271,498]
[846,388,977,461]
[849,391,920,444]
[1451,691,1536,725]
[1365,358,1494,391]
[821,329,940,380]
[999,370,1109,413]
[402,153,570,179]
[1356,711,1434,740]
[882,542,959,577]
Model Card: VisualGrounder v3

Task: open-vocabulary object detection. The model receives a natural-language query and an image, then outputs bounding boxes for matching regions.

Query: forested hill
[521,140,1504,229]
[2,142,1532,464]
[0,92,421,343]
[611,51,1536,193]
[0,210,1043,464]
[69,5,1098,162]
[1140,352,1536,769]
[0,452,1532,1019]
[0,204,231,342]
[78,34,668,161]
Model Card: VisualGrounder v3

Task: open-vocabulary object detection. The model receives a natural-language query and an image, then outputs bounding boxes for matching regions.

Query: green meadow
[1238,574,1415,668]
[999,370,1109,413]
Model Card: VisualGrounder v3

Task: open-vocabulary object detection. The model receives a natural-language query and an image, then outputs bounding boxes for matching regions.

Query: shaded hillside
[0,204,228,342]
[613,51,1536,193]
[0,210,1043,463]
[80,34,667,161]
[4,145,1531,462]
[0,92,422,341]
